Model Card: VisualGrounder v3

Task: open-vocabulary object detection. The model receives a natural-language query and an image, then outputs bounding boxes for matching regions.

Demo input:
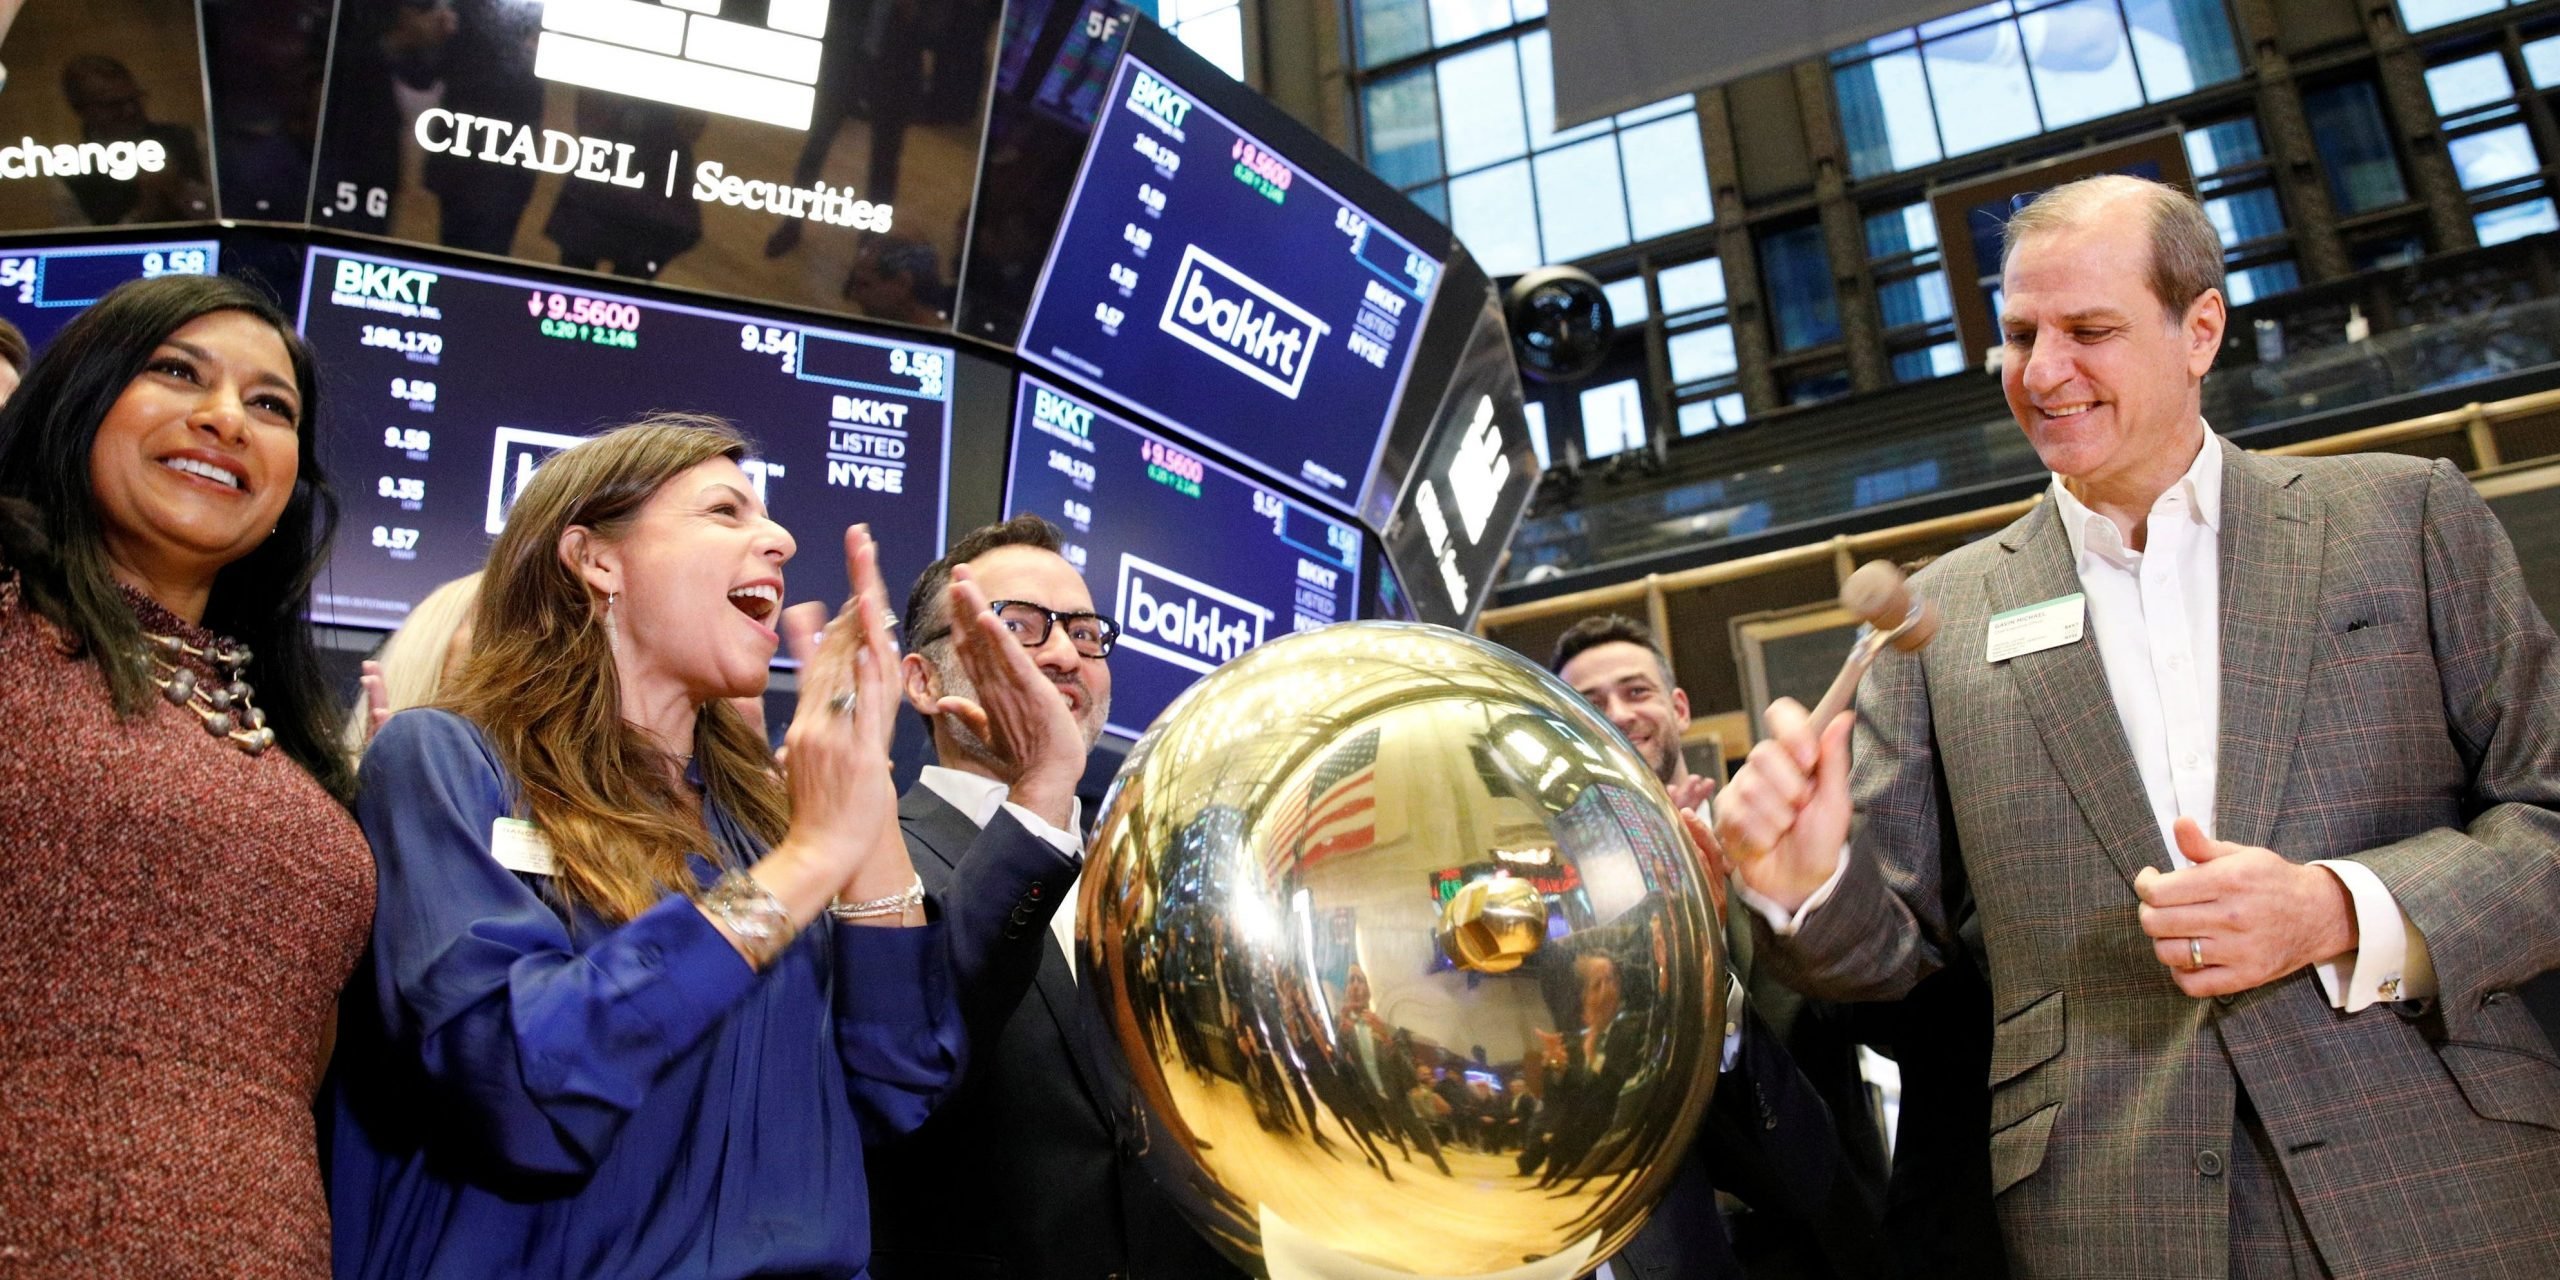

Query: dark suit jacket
[1612,1004,1898,1280]
[1761,444,2560,1277]
[867,785,1246,1280]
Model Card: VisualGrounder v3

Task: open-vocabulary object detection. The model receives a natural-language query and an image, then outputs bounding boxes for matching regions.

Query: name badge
[490,816,555,876]
[1986,593,2086,663]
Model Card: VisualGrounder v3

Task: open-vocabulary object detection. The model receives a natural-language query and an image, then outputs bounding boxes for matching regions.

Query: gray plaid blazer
[1759,439,2560,1278]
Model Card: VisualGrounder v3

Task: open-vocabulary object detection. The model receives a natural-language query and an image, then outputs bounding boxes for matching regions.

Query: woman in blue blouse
[329,416,957,1279]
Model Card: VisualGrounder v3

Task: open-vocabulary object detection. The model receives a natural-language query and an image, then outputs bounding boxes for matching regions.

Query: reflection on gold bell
[1437,874,1549,974]
[1079,621,1726,1279]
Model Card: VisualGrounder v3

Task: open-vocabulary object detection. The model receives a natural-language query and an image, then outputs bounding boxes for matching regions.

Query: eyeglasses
[987,600,1120,659]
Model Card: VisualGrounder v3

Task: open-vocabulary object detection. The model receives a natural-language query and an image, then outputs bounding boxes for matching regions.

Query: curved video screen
[299,245,951,631]
[1004,373,1360,740]
[306,0,997,328]
[1015,49,1443,514]
[0,0,214,232]
[0,237,218,352]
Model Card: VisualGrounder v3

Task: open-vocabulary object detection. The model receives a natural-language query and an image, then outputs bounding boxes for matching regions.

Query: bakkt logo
[1158,245,1331,400]
[1117,554,1272,675]
[485,427,590,536]
[489,426,766,534]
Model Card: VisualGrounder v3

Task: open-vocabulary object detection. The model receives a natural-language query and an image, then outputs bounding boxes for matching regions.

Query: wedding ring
[2188,937,2205,971]
[827,690,856,717]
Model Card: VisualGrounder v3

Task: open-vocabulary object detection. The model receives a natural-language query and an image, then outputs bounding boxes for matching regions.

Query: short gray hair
[2001,175,2223,318]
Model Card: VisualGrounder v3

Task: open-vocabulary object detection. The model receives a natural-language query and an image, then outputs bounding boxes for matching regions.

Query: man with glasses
[867,515,1244,1280]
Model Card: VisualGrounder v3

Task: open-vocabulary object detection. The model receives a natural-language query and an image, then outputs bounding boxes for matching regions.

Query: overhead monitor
[1378,260,1542,629]
[0,0,215,232]
[1014,30,1448,515]
[0,237,219,352]
[304,0,999,328]
[1004,373,1361,740]
[298,244,951,633]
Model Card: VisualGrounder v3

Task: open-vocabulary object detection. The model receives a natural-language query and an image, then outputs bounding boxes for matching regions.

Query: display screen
[1380,279,1540,629]
[0,0,215,232]
[0,238,219,352]
[306,0,998,327]
[953,0,1135,347]
[1015,51,1442,512]
[1004,374,1359,740]
[299,245,950,632]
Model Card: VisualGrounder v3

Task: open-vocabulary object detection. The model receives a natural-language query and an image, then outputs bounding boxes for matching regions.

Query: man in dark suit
[1720,175,2560,1277]
[1552,618,1899,1280]
[866,515,1244,1280]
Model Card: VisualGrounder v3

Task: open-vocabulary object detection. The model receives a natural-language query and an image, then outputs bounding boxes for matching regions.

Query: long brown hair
[445,415,788,922]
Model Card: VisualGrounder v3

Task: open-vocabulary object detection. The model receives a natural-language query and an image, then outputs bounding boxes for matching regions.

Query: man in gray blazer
[1716,174,2560,1278]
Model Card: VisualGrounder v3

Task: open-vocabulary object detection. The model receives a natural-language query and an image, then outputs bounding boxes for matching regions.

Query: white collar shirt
[2049,430,2225,865]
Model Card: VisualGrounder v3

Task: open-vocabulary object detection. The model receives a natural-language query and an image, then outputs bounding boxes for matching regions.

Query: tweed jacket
[1757,439,2560,1278]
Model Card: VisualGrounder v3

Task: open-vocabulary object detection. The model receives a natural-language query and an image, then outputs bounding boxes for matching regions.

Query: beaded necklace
[137,631,275,756]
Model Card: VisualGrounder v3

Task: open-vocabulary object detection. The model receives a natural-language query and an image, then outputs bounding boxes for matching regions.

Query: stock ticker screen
[1015,51,1443,513]
[1005,374,1360,741]
[0,239,219,352]
[298,246,950,631]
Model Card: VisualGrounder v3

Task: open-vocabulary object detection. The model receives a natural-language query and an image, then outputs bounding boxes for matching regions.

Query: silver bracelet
[703,870,798,967]
[828,875,926,923]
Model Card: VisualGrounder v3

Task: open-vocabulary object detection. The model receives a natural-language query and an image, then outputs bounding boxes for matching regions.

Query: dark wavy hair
[0,274,351,800]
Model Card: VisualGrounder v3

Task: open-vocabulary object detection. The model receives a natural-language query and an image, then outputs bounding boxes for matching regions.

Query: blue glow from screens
[1003,373,1361,739]
[294,246,951,636]
[1018,54,1442,513]
[0,240,218,353]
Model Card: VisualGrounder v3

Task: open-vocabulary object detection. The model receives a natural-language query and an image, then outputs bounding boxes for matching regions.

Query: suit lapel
[2211,443,2321,852]
[1990,499,2174,888]
[901,785,1123,1122]
[1030,926,1125,1121]
[898,785,978,877]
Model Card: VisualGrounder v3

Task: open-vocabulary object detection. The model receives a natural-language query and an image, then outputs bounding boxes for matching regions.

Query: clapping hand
[924,565,1086,828]
[762,525,919,926]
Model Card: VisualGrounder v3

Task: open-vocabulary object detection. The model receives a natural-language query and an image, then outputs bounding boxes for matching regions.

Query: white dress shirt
[1743,432,2434,1012]
[917,765,1086,974]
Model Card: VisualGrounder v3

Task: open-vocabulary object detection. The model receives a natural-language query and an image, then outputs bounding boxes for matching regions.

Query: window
[2423,45,2557,246]
[1351,0,1551,67]
[1600,275,1651,325]
[2302,80,2413,215]
[1678,394,1748,435]
[2185,116,2299,304]
[1783,366,1854,406]
[2400,0,2518,34]
[1164,0,1247,80]
[1865,203,1963,381]
[1831,0,2243,179]
[1758,223,1842,352]
[1579,378,1648,459]
[1355,25,1714,274]
[1523,400,1552,469]
[1653,256,1743,435]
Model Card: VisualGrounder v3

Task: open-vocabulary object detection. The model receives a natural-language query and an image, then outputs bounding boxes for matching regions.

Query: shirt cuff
[999,800,1084,860]
[1718,974,1745,1073]
[1733,844,1851,937]
[2308,859,2438,1012]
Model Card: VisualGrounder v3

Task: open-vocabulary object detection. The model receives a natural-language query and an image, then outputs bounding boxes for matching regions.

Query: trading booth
[0,0,1541,787]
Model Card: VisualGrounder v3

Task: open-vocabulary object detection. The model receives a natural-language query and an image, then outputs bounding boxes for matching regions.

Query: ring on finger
[2187,937,2205,971]
[827,690,856,717]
